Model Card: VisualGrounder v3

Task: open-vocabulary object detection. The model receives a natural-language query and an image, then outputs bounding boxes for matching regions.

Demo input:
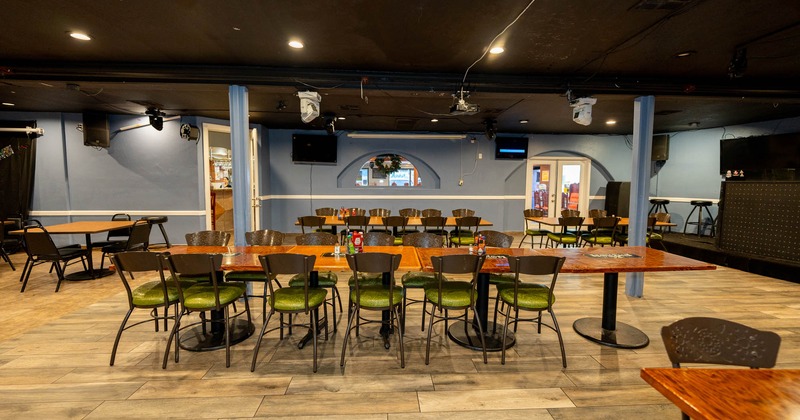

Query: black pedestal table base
[179,318,255,352]
[447,320,515,351]
[572,317,649,349]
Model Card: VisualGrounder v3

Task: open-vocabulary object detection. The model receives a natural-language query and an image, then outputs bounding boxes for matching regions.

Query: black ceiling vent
[630,0,696,11]
[654,109,682,116]
[339,104,360,111]
[395,118,418,131]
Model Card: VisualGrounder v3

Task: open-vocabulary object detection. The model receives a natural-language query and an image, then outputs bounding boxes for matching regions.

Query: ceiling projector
[450,87,480,115]
[570,97,596,126]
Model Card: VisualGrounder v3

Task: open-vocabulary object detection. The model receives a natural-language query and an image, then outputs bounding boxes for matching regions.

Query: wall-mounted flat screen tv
[82,112,110,148]
[720,133,800,174]
[495,137,528,160]
[292,134,338,164]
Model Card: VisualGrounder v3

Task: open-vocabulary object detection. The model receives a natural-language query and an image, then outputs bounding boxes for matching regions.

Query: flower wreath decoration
[372,154,403,176]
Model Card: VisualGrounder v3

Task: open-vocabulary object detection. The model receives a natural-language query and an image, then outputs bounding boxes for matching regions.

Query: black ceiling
[2,0,800,135]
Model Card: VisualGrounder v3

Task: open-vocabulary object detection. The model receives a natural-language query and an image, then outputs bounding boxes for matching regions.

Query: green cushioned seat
[525,228,550,235]
[424,281,473,307]
[648,233,663,241]
[401,272,446,288]
[488,273,516,285]
[225,271,269,282]
[499,286,554,311]
[348,273,388,287]
[546,233,579,244]
[288,272,338,287]
[582,235,615,246]
[131,281,180,307]
[393,237,404,246]
[449,236,476,246]
[269,287,328,311]
[496,282,547,292]
[349,285,404,309]
[181,283,245,310]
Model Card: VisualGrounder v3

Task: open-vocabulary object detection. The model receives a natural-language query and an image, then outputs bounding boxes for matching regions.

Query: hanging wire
[461,0,537,84]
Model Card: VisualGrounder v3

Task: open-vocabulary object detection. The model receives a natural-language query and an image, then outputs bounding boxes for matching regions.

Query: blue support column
[229,85,251,247]
[625,96,655,297]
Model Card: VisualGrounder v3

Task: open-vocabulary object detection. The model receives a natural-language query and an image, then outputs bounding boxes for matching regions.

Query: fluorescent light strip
[348,132,466,140]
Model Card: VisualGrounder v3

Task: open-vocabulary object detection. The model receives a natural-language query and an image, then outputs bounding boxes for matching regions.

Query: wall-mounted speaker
[652,134,669,161]
[605,181,630,217]
[82,112,110,148]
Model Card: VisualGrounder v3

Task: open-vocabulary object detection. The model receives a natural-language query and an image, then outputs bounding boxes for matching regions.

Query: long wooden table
[418,246,715,350]
[641,368,800,419]
[527,216,676,228]
[12,220,135,280]
[296,215,493,234]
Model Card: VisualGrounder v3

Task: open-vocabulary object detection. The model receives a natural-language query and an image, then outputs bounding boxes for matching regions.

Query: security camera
[570,97,596,126]
[298,91,321,123]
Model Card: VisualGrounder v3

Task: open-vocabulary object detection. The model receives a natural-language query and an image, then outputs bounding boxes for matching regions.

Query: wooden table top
[416,246,715,274]
[10,220,135,235]
[527,216,675,227]
[297,215,493,227]
[641,368,800,419]
[166,245,421,272]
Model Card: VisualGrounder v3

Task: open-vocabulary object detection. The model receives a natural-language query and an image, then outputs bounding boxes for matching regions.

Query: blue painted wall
[3,110,799,243]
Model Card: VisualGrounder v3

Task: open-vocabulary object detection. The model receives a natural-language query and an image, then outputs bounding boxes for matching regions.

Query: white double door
[525,158,591,217]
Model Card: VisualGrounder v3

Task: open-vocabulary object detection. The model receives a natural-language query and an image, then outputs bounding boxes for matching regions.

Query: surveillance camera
[570,97,596,126]
[572,104,592,126]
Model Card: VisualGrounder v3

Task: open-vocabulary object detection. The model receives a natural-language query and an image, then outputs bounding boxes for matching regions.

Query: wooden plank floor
[1,238,799,419]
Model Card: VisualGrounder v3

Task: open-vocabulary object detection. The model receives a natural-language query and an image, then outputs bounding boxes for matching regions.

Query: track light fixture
[145,107,165,131]
[484,118,497,140]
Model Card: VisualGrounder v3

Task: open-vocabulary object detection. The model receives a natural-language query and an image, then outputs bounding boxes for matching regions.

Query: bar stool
[141,216,171,248]
[683,201,715,236]
[649,199,670,215]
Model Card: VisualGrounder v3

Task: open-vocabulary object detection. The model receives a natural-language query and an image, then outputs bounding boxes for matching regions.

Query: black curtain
[0,120,38,222]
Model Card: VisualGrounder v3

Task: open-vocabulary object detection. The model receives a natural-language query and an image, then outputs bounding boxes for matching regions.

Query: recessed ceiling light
[39,82,54,87]
[606,119,617,125]
[337,116,346,120]
[431,118,439,122]
[674,50,696,58]
[489,46,505,54]
[519,119,529,124]
[69,32,91,41]
[2,102,15,106]
[288,40,304,49]
[232,27,241,31]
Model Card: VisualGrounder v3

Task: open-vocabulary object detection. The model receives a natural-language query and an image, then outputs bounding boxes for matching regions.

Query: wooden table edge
[640,368,704,419]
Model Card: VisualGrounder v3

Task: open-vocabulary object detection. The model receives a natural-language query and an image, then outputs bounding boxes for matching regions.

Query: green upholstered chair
[397,208,421,235]
[110,251,178,366]
[495,255,567,366]
[293,232,341,331]
[368,208,392,234]
[420,216,448,243]
[400,232,446,333]
[518,209,551,248]
[297,215,326,234]
[381,216,408,244]
[448,216,482,248]
[545,216,584,248]
[225,229,285,322]
[251,253,328,373]
[424,254,487,365]
[314,208,337,234]
[449,209,476,239]
[163,253,250,368]
[341,252,404,370]
[614,216,663,248]
[476,230,516,287]
[581,216,620,247]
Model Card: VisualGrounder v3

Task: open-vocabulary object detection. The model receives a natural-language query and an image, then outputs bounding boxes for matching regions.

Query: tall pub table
[417,246,715,351]
[12,220,135,280]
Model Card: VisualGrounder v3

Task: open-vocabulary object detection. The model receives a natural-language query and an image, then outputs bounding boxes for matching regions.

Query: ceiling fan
[120,101,181,132]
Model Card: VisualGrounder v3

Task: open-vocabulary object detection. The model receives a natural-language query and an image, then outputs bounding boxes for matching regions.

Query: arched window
[356,154,421,187]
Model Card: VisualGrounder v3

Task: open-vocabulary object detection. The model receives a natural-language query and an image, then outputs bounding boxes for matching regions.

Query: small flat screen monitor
[82,112,110,148]
[292,134,338,164]
[495,137,528,160]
